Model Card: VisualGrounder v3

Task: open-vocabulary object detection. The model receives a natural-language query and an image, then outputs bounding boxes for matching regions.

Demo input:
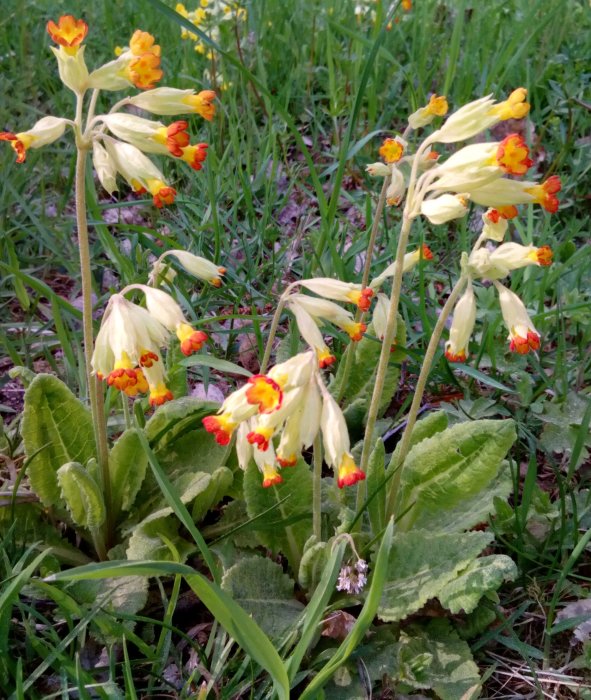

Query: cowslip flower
[47,15,89,94]
[202,375,283,445]
[88,29,162,91]
[494,281,541,354]
[298,279,374,311]
[135,285,208,356]
[370,244,433,290]
[246,384,309,452]
[465,175,561,213]
[104,138,177,208]
[365,162,390,177]
[129,87,217,120]
[288,302,336,369]
[444,282,477,363]
[0,117,68,164]
[379,136,406,164]
[408,94,448,129]
[420,193,469,225]
[386,167,406,206]
[92,141,118,194]
[430,134,533,194]
[289,295,366,341]
[92,294,169,393]
[276,379,322,467]
[481,207,518,242]
[151,250,226,287]
[432,89,530,144]
[320,389,365,488]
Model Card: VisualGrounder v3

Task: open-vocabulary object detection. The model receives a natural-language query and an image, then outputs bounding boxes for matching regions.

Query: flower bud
[408,94,448,129]
[495,281,540,355]
[386,166,406,206]
[420,193,469,225]
[444,282,476,362]
[92,141,118,194]
[365,162,390,177]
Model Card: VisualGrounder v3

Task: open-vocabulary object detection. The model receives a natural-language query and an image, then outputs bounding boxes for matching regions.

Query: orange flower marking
[421,244,434,260]
[46,15,88,53]
[247,426,274,451]
[211,266,226,287]
[245,375,283,414]
[107,367,142,391]
[147,179,176,208]
[510,330,540,354]
[180,143,208,171]
[528,245,553,266]
[176,324,208,356]
[402,0,412,10]
[129,30,161,57]
[127,53,163,90]
[379,137,404,164]
[444,348,467,363]
[0,132,29,163]
[277,454,298,468]
[318,349,337,369]
[344,322,367,342]
[426,94,448,117]
[203,414,236,445]
[337,454,366,489]
[139,350,159,367]
[495,134,533,176]
[149,382,174,407]
[487,205,518,223]
[426,149,440,161]
[347,287,374,311]
[262,465,283,488]
[525,175,561,213]
[183,90,217,120]
[156,121,190,157]
[124,368,149,397]
[491,88,530,121]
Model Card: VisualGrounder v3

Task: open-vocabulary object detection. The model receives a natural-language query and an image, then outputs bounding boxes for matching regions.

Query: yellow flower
[408,94,448,129]
[0,117,68,164]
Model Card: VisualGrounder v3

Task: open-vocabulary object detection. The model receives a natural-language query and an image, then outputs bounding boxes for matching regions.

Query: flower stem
[338,174,390,404]
[75,143,112,554]
[313,434,323,541]
[259,281,299,374]
[384,274,468,519]
[357,214,412,486]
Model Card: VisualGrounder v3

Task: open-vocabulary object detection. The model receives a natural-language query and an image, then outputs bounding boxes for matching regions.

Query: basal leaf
[377,530,492,622]
[144,397,220,448]
[387,410,448,474]
[438,555,517,614]
[298,536,329,592]
[126,515,196,562]
[221,556,304,639]
[396,419,516,531]
[21,374,96,507]
[396,619,481,700]
[191,467,233,521]
[366,438,386,535]
[109,429,148,517]
[57,462,106,530]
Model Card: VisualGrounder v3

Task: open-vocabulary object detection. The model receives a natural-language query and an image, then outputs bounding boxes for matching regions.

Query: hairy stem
[385,275,468,519]
[313,434,323,541]
[338,174,391,405]
[75,143,112,554]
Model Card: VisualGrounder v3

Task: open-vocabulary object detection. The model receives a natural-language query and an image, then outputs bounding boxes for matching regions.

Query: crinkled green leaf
[396,419,516,531]
[366,438,386,534]
[396,619,481,700]
[378,530,492,622]
[414,466,513,533]
[439,555,517,614]
[57,462,105,530]
[298,536,329,592]
[221,556,304,639]
[387,410,448,473]
[109,428,148,516]
[243,458,312,569]
[144,397,220,448]
[191,467,233,522]
[21,374,96,507]
[126,515,195,562]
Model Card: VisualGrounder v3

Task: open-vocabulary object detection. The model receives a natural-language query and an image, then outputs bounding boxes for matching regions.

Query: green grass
[1,0,591,696]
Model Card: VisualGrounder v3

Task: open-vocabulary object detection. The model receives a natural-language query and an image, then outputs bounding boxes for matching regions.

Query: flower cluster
[0,16,217,210]
[176,1,246,58]
[203,352,366,489]
[367,89,561,361]
[92,284,208,407]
